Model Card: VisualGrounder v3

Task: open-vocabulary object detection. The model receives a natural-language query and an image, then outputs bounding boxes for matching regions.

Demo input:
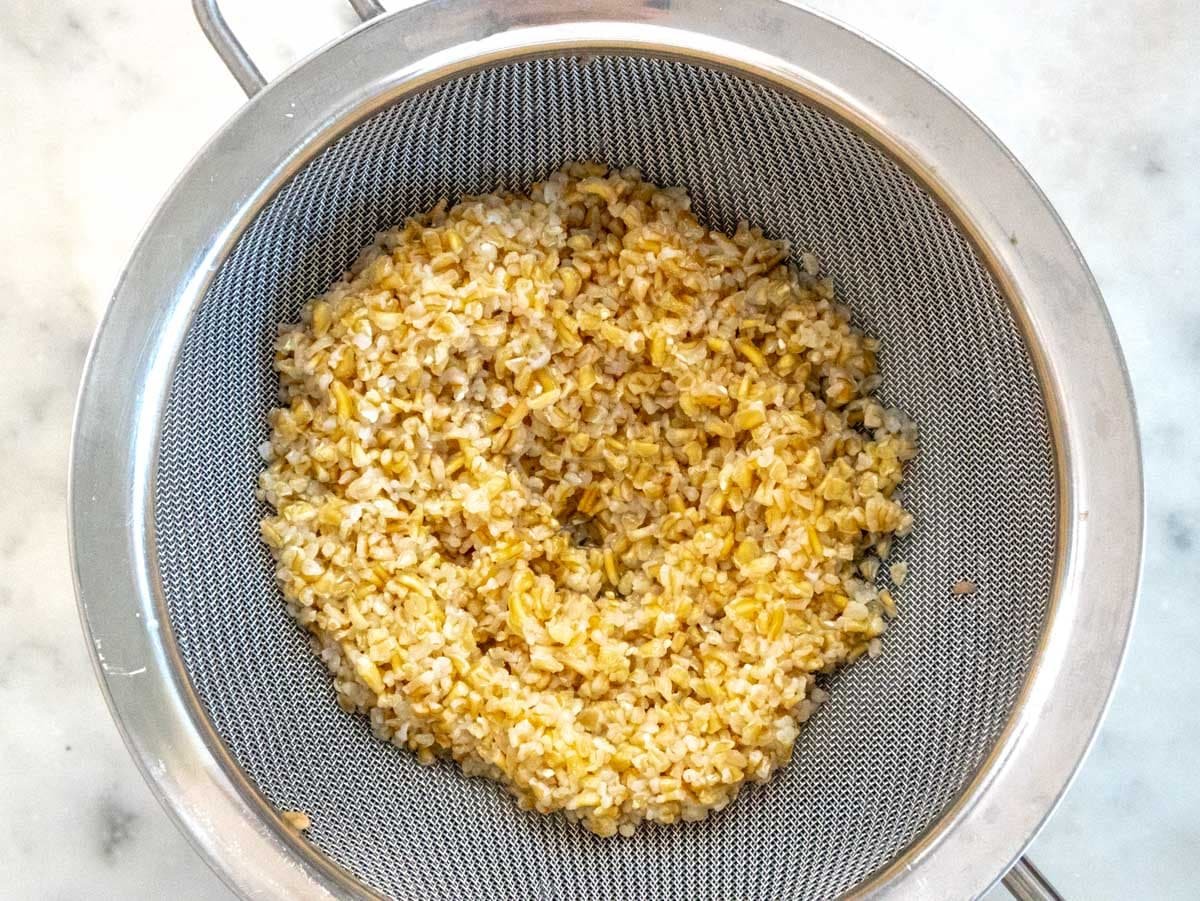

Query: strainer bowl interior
[154,52,1055,901]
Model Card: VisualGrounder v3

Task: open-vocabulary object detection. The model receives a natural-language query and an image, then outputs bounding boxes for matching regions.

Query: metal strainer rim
[69,2,1142,898]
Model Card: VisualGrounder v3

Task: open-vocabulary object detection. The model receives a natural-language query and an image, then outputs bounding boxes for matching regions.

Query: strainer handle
[1003,856,1064,901]
[192,0,384,97]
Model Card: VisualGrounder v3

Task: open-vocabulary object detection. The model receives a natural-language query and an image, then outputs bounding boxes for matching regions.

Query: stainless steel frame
[70,1,1142,899]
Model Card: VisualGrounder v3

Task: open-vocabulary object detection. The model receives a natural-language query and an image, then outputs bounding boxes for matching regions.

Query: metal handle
[348,0,386,20]
[1003,856,1064,901]
[192,0,384,98]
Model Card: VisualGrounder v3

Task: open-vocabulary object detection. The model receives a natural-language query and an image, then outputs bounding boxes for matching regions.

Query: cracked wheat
[257,163,917,837]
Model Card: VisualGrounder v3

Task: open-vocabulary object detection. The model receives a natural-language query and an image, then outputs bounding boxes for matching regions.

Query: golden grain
[258,163,916,838]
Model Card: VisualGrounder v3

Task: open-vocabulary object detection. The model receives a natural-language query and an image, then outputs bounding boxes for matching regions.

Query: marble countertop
[1,1,1195,898]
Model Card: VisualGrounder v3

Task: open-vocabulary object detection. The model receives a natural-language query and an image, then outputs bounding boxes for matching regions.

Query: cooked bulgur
[257,163,917,837]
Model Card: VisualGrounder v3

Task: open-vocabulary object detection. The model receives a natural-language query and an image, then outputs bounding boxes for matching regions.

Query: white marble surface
[0,1,1195,898]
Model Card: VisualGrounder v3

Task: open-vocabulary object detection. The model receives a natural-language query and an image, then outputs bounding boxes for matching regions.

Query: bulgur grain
[258,163,917,837]
[282,810,312,831]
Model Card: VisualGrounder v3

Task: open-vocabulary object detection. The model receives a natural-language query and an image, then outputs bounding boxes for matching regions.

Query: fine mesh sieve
[71,2,1142,900]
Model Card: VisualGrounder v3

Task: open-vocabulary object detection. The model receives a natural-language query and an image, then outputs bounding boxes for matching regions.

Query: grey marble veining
[0,1,1195,898]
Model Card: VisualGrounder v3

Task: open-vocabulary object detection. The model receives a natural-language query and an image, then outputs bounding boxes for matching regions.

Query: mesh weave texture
[156,56,1056,900]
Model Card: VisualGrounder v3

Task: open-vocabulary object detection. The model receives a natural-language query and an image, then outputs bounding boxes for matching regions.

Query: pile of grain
[258,163,916,836]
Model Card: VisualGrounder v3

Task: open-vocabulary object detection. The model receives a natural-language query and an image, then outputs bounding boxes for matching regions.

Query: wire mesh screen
[155,56,1056,900]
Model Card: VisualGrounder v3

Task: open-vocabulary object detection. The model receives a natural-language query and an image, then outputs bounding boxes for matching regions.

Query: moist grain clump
[258,163,917,837]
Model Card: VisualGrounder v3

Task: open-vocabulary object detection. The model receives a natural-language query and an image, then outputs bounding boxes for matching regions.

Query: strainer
[69,1,1142,899]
